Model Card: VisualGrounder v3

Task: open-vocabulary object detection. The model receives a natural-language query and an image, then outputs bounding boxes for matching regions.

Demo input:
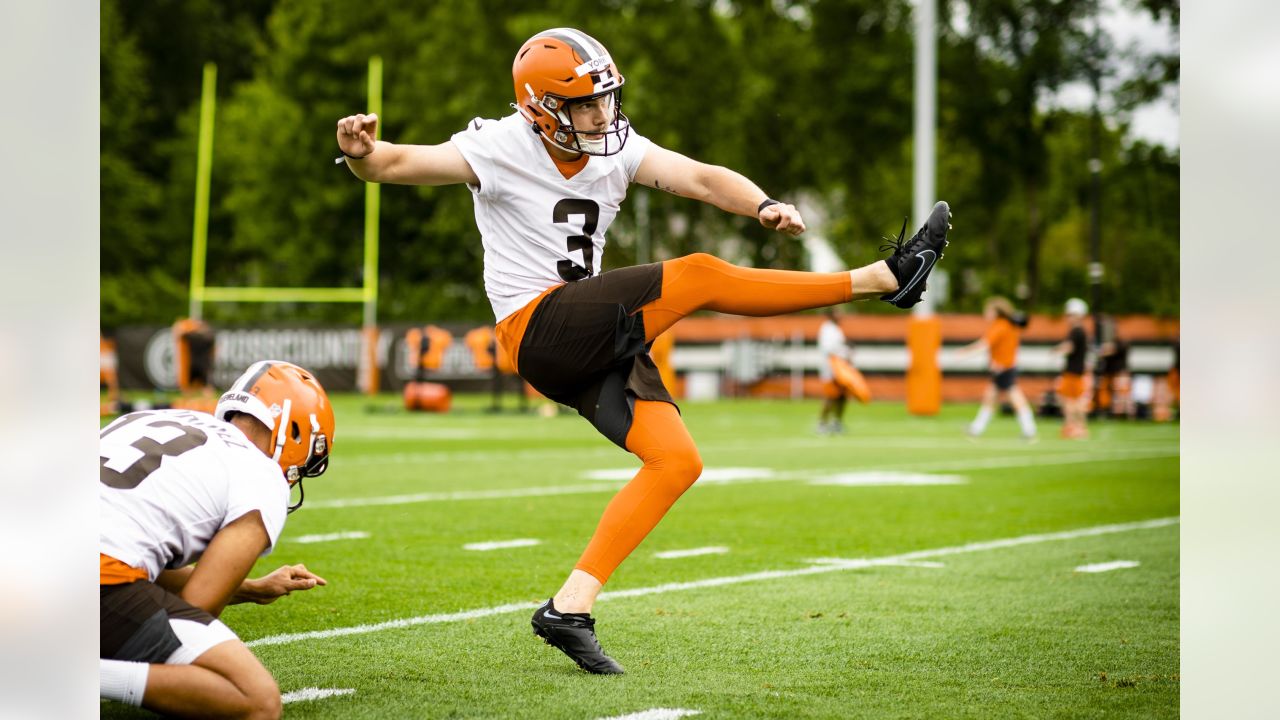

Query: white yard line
[596,709,702,720]
[654,546,729,559]
[309,448,1178,510]
[246,517,1177,648]
[888,449,1177,474]
[585,467,776,483]
[289,531,370,544]
[280,687,355,703]
[809,558,945,569]
[247,601,542,647]
[1075,560,1141,573]
[342,438,1178,464]
[808,472,967,486]
[308,484,617,509]
[339,428,482,440]
[463,538,541,551]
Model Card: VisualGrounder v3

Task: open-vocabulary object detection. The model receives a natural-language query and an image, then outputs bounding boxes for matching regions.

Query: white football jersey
[100,409,289,581]
[818,320,846,381]
[451,113,652,321]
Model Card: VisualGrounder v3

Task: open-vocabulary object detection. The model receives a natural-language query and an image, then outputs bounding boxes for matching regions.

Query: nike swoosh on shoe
[887,249,937,302]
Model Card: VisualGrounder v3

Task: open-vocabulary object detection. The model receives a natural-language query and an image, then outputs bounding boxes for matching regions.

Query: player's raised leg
[640,201,953,341]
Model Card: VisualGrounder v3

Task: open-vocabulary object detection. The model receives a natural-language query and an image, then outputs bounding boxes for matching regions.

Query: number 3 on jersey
[553,199,600,282]
[101,412,208,489]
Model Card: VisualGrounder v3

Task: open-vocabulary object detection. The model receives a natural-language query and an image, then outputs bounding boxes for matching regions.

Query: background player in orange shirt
[955,296,1037,440]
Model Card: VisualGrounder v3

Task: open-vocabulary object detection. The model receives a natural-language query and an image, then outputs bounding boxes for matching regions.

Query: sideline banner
[113,325,495,392]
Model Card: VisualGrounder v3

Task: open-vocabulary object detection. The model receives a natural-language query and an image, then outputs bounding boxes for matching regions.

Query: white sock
[969,406,993,435]
[1017,407,1037,437]
[100,659,148,706]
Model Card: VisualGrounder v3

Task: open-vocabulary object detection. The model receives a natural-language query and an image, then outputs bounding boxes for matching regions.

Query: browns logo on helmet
[512,28,630,156]
[215,361,335,512]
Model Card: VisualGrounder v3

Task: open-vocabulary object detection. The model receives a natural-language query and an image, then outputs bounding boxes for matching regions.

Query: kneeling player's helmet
[215,361,335,511]
[512,28,630,156]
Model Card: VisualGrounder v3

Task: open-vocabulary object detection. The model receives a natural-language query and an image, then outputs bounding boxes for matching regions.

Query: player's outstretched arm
[234,564,328,605]
[157,562,327,606]
[633,144,806,236]
[177,511,272,618]
[336,112,479,186]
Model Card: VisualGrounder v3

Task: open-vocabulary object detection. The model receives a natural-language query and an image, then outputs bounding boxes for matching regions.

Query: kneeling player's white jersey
[451,113,651,322]
[100,409,288,581]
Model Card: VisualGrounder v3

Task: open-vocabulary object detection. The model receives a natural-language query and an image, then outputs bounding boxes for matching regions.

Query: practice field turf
[103,394,1179,719]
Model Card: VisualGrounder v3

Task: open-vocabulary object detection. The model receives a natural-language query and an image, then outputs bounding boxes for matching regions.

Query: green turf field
[104,394,1179,719]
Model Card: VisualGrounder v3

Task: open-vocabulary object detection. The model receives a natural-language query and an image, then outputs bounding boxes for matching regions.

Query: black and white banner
[113,325,495,392]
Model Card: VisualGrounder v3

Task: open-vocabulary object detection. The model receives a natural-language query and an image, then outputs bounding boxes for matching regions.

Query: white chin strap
[577,135,607,153]
[271,398,291,464]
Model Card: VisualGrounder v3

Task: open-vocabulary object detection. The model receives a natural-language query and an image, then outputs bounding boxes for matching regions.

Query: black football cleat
[879,200,952,309]
[531,599,624,675]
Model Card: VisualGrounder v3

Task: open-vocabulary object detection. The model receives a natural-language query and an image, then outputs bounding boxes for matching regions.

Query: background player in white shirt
[337,27,952,674]
[817,307,853,435]
[99,361,335,719]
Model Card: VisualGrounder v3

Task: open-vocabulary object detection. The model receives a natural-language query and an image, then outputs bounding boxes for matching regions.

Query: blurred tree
[101,0,172,328]
[100,0,1179,327]
[101,0,278,327]
[947,0,1103,307]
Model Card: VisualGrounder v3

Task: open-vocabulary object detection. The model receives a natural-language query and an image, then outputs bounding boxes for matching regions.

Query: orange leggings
[574,253,853,583]
[575,400,702,582]
[639,253,853,342]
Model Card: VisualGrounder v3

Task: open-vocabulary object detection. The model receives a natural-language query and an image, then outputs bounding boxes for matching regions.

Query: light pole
[906,0,942,416]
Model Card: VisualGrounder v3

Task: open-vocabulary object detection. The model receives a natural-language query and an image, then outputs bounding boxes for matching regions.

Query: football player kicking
[100,361,335,719]
[337,27,951,675]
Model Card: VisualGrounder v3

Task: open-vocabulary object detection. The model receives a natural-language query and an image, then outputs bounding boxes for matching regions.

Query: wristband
[333,149,370,165]
[757,198,780,214]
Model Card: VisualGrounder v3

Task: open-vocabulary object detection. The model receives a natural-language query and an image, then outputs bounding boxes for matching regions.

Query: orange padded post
[905,314,942,415]
[358,325,380,395]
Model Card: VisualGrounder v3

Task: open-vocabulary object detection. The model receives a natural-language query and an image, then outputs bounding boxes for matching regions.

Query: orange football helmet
[512,28,630,156]
[215,361,335,512]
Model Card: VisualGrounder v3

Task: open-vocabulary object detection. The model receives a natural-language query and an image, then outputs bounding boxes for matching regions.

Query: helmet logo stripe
[234,360,273,393]
[546,27,601,62]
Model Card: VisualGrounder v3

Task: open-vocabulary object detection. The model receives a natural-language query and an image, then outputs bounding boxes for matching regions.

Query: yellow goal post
[186,58,384,393]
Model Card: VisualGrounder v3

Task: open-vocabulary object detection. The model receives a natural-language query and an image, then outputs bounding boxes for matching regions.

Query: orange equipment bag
[404,381,452,412]
[830,356,872,404]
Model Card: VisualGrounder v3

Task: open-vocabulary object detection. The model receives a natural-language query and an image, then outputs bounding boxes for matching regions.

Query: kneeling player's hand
[759,202,806,236]
[241,564,329,605]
